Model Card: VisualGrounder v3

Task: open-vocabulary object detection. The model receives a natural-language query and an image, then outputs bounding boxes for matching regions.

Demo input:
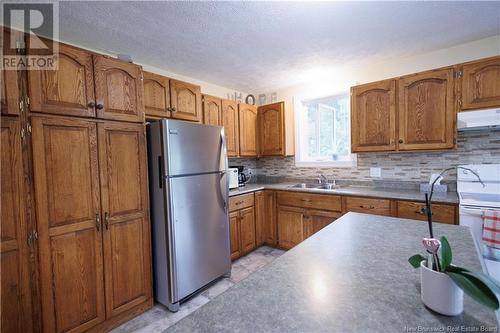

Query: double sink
[290,183,341,190]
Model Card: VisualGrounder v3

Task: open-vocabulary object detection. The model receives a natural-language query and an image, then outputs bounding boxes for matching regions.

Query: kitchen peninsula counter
[167,213,497,332]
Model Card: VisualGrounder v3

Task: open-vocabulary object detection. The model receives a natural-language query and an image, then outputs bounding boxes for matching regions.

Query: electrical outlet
[370,167,381,178]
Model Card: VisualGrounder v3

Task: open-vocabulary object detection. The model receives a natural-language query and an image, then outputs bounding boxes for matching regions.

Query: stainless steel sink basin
[290,183,319,189]
[315,183,338,190]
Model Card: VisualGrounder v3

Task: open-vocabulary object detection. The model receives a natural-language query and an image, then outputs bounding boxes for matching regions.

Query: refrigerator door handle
[219,128,229,213]
[158,156,163,188]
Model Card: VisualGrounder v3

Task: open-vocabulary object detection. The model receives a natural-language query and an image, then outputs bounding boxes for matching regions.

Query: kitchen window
[295,93,356,167]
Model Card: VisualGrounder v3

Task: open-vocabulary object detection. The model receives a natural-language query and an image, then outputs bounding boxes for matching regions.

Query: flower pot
[420,261,464,316]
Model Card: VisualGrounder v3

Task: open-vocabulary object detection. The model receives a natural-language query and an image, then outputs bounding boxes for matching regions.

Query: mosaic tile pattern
[255,130,500,188]
[111,246,285,333]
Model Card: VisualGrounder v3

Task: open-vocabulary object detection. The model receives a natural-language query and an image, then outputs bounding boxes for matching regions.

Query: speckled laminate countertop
[166,213,497,333]
[229,182,458,204]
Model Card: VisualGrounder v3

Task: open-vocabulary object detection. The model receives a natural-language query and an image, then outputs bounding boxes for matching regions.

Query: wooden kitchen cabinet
[94,55,145,123]
[255,190,277,246]
[229,193,256,260]
[351,79,396,152]
[257,101,294,156]
[202,95,222,126]
[398,68,455,150]
[143,71,171,119]
[32,116,106,332]
[303,210,341,239]
[170,79,202,122]
[31,115,152,332]
[277,191,342,212]
[97,121,152,317]
[343,196,392,216]
[277,205,306,250]
[1,118,33,333]
[461,56,500,110]
[28,42,96,118]
[222,99,239,157]
[238,103,258,156]
[1,70,20,115]
[396,200,456,225]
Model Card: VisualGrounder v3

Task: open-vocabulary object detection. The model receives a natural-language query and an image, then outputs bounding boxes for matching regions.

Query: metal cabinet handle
[301,199,312,202]
[95,213,101,231]
[88,101,96,108]
[96,102,104,110]
[104,212,109,230]
[360,205,375,209]
[398,139,403,144]
[171,107,176,112]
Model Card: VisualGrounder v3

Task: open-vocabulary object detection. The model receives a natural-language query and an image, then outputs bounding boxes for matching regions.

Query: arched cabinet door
[143,71,171,119]
[94,55,144,123]
[170,79,202,122]
[28,42,96,117]
[398,68,455,151]
[351,79,396,152]
[238,103,258,157]
[461,56,500,110]
[222,99,239,157]
[202,95,222,126]
[258,102,284,156]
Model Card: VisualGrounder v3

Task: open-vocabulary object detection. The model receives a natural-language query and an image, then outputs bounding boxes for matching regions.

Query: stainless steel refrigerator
[147,119,231,312]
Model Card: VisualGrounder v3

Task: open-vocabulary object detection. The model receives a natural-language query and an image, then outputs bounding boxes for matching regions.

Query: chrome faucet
[317,174,328,184]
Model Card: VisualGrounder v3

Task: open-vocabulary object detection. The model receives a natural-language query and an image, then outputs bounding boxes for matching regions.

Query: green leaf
[408,254,426,268]
[447,271,499,310]
[440,236,452,271]
[448,265,500,295]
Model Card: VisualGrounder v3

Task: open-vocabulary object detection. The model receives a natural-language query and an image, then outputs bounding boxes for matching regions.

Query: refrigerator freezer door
[163,120,225,176]
[169,173,230,301]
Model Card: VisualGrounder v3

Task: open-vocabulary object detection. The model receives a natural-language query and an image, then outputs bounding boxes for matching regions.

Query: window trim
[293,92,357,168]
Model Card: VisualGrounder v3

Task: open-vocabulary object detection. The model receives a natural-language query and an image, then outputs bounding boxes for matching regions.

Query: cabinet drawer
[344,196,391,216]
[397,201,456,225]
[229,193,254,212]
[277,191,341,212]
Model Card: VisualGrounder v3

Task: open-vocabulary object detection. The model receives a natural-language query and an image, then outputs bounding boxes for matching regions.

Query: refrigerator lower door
[169,173,230,301]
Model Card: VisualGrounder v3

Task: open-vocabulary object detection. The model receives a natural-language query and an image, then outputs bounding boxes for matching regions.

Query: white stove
[457,164,500,279]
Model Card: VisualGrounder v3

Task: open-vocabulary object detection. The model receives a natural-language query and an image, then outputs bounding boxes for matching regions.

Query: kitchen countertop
[229,182,458,204]
[166,213,497,332]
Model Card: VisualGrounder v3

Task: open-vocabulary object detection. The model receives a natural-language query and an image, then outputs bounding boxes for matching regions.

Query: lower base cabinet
[229,193,256,260]
[255,190,277,246]
[396,200,456,224]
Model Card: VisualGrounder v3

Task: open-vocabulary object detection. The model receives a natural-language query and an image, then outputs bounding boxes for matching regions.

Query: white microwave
[228,168,239,189]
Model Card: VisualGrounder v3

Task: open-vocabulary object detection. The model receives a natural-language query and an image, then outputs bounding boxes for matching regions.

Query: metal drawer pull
[235,201,244,205]
[360,205,375,209]
[95,213,100,231]
[104,212,110,230]
[301,199,312,202]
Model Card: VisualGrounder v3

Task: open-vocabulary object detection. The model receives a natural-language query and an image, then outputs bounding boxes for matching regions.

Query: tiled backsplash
[230,129,500,190]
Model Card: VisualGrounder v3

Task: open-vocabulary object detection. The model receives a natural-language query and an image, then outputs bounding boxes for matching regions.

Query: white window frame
[294,93,357,168]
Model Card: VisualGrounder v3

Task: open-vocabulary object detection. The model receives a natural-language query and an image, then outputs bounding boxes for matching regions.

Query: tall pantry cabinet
[1,33,152,333]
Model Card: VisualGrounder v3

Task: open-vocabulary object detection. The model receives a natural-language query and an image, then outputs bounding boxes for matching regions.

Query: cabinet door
[239,206,256,255]
[277,205,305,250]
[398,69,455,150]
[351,79,396,152]
[259,191,277,246]
[170,79,202,122]
[222,99,239,157]
[202,95,222,126]
[258,102,284,156]
[143,71,171,118]
[97,121,152,318]
[1,118,33,333]
[28,42,96,117]
[303,210,341,239]
[462,57,500,110]
[238,104,258,156]
[229,211,241,260]
[1,70,20,115]
[255,191,265,246]
[94,55,144,122]
[31,116,105,333]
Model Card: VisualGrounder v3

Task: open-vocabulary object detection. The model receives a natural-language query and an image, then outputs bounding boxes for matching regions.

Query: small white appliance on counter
[228,168,239,189]
[458,164,500,280]
[457,108,500,131]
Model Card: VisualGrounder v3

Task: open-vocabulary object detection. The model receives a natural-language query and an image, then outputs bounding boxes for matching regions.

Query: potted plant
[409,236,500,316]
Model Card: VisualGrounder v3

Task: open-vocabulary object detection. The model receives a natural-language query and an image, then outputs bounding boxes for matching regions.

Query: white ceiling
[53,1,500,92]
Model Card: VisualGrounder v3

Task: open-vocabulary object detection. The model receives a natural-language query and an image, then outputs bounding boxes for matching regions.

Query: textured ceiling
[51,1,500,92]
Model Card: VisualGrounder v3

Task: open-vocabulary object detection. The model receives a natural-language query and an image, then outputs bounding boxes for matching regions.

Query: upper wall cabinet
[257,101,294,156]
[222,99,239,157]
[202,95,222,126]
[143,71,171,119]
[461,56,500,110]
[1,28,21,115]
[351,80,396,152]
[398,68,455,150]
[238,103,258,157]
[170,79,202,122]
[28,42,96,118]
[94,55,144,123]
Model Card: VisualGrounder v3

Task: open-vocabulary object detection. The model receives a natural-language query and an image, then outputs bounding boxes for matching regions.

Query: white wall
[260,35,500,104]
